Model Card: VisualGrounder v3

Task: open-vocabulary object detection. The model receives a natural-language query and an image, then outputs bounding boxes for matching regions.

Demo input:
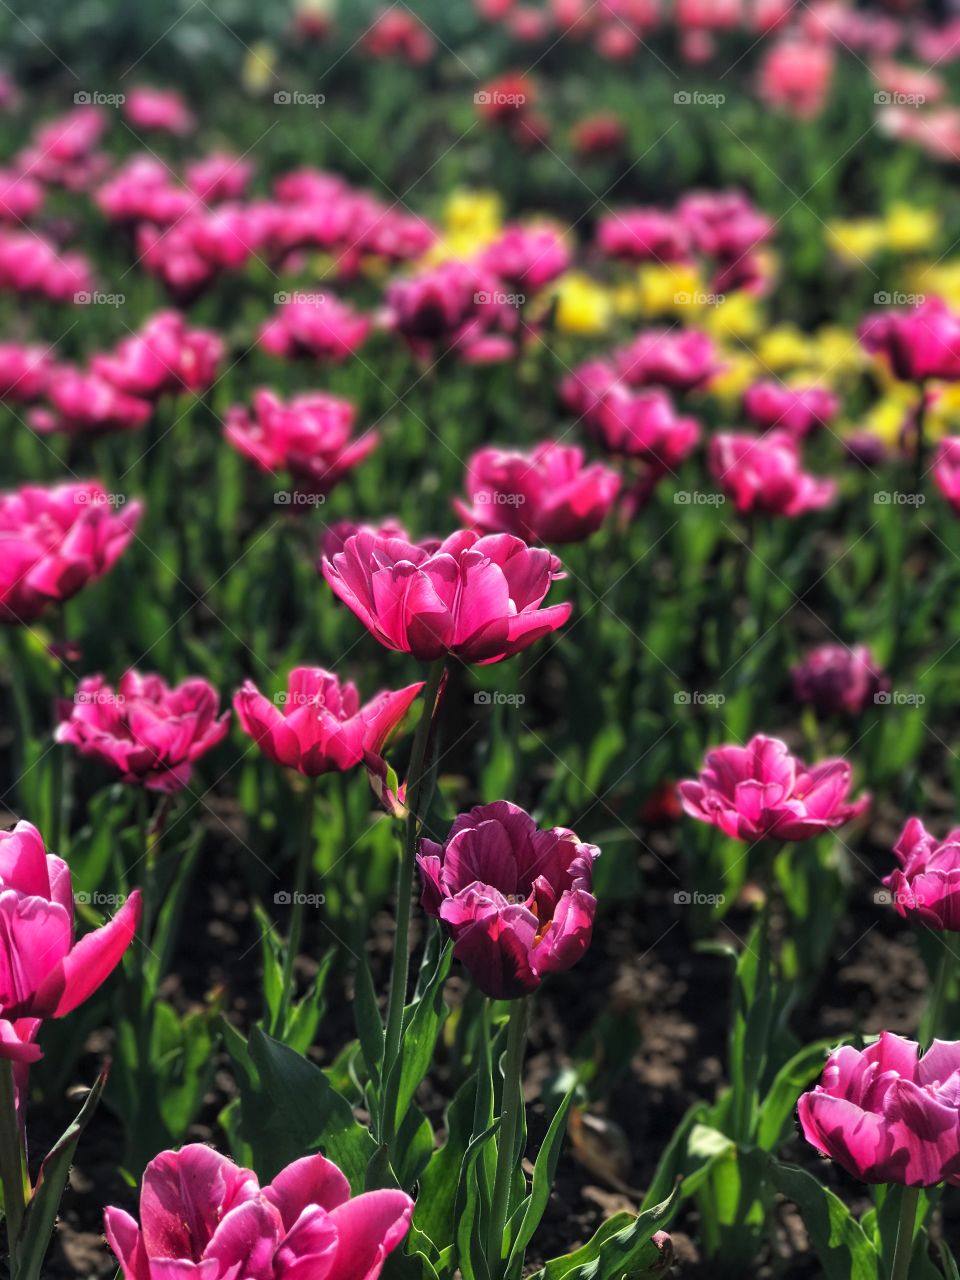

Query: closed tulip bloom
[234,667,423,777]
[418,800,600,998]
[934,438,960,514]
[57,671,230,793]
[679,734,869,842]
[92,311,224,399]
[743,380,839,437]
[478,224,570,292]
[757,38,835,119]
[454,442,620,544]
[322,528,572,664]
[791,644,889,716]
[30,368,152,437]
[0,821,142,1062]
[259,293,372,362]
[123,86,195,135]
[615,327,718,392]
[596,208,690,262]
[0,482,142,624]
[883,818,960,932]
[225,388,377,495]
[860,298,960,383]
[799,1034,960,1186]
[708,431,836,516]
[105,1144,413,1280]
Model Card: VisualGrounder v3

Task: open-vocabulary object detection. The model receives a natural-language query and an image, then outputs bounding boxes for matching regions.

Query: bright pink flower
[479,224,570,292]
[105,1144,413,1280]
[31,105,107,162]
[318,518,409,563]
[95,156,195,226]
[679,733,869,842]
[799,1034,960,1186]
[259,293,372,362]
[791,644,888,716]
[0,343,52,403]
[677,190,773,261]
[124,86,195,135]
[30,368,152,437]
[743,380,839,437]
[92,312,223,400]
[615,328,719,392]
[0,168,43,222]
[454,442,621,544]
[587,385,701,471]
[0,821,141,1062]
[0,230,93,302]
[57,672,229,793]
[225,388,377,495]
[363,8,436,63]
[883,818,960,933]
[596,208,689,262]
[757,39,835,119]
[934,438,960,514]
[0,481,142,623]
[873,60,946,107]
[322,528,572,664]
[185,151,254,203]
[860,298,960,382]
[419,800,599,998]
[708,430,836,516]
[677,0,742,28]
[235,667,423,777]
[384,260,518,363]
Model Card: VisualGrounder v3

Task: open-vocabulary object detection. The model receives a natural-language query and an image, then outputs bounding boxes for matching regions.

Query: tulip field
[9,0,960,1277]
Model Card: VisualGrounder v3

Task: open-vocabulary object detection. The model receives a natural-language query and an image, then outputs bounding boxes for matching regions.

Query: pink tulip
[791,644,889,715]
[57,671,230,793]
[224,388,377,495]
[92,311,224,399]
[799,1034,960,1186]
[708,431,836,516]
[318,518,409,563]
[743,380,839,437]
[873,60,946,108]
[860,298,960,383]
[105,1144,413,1280]
[615,327,719,392]
[934,438,960,514]
[757,39,835,119]
[596,208,690,262]
[0,821,141,1062]
[454,442,621,544]
[570,113,628,156]
[96,156,196,226]
[677,0,742,29]
[677,190,773,261]
[185,152,254,203]
[419,800,599,998]
[322,528,572,664]
[588,385,701,472]
[124,86,195,135]
[30,368,152,437]
[384,260,518,364]
[259,293,372,362]
[679,733,869,842]
[0,168,43,222]
[478,224,570,292]
[136,220,219,303]
[0,229,93,302]
[883,818,960,932]
[0,481,142,623]
[0,343,52,403]
[363,8,436,62]
[234,667,423,777]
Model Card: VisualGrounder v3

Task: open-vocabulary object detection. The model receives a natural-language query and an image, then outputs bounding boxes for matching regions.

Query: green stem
[914,382,927,499]
[0,1059,26,1272]
[921,938,955,1048]
[274,781,317,1038]
[488,998,528,1277]
[381,657,446,1146]
[890,1184,920,1280]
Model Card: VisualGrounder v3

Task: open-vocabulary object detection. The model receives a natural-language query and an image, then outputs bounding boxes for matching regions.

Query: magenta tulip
[0,343,52,403]
[0,821,142,1062]
[57,671,230,793]
[123,86,195,135]
[791,644,889,716]
[883,818,960,932]
[478,224,570,292]
[596,208,689,262]
[322,528,572,664]
[185,151,254,203]
[588,385,701,472]
[418,800,599,998]
[234,667,423,777]
[743,380,839,438]
[934,437,960,514]
[30,368,152,437]
[615,327,719,392]
[384,260,517,363]
[259,292,372,362]
[92,311,224,399]
[679,734,869,842]
[105,1144,413,1280]
[708,430,836,516]
[0,481,142,624]
[799,1033,960,1186]
[224,388,377,495]
[677,189,773,261]
[454,442,620,544]
[860,297,960,383]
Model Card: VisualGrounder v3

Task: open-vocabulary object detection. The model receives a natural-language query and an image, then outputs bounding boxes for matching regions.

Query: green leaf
[939,1237,960,1280]
[532,1188,679,1280]
[416,1071,482,1253]
[353,954,385,1090]
[757,1038,839,1152]
[455,1121,500,1280]
[383,941,452,1139]
[505,1090,576,1279]
[767,1157,879,1280]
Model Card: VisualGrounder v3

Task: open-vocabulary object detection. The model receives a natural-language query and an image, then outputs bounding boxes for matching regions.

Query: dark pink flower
[30,368,152,437]
[419,800,599,998]
[57,671,229,793]
[799,1034,960,1186]
[596,208,689,262]
[0,821,141,1062]
[234,667,423,777]
[860,298,960,383]
[384,260,518,364]
[0,168,43,222]
[883,818,960,933]
[0,343,52,403]
[679,733,869,842]
[708,430,836,516]
[259,293,371,362]
[677,190,773,261]
[615,327,719,392]
[455,441,620,544]
[92,311,224,399]
[743,380,839,437]
[478,224,570,292]
[934,437,960,514]
[322,528,572,664]
[105,1145,413,1280]
[0,481,142,623]
[791,644,889,715]
[588,385,701,471]
[184,152,254,203]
